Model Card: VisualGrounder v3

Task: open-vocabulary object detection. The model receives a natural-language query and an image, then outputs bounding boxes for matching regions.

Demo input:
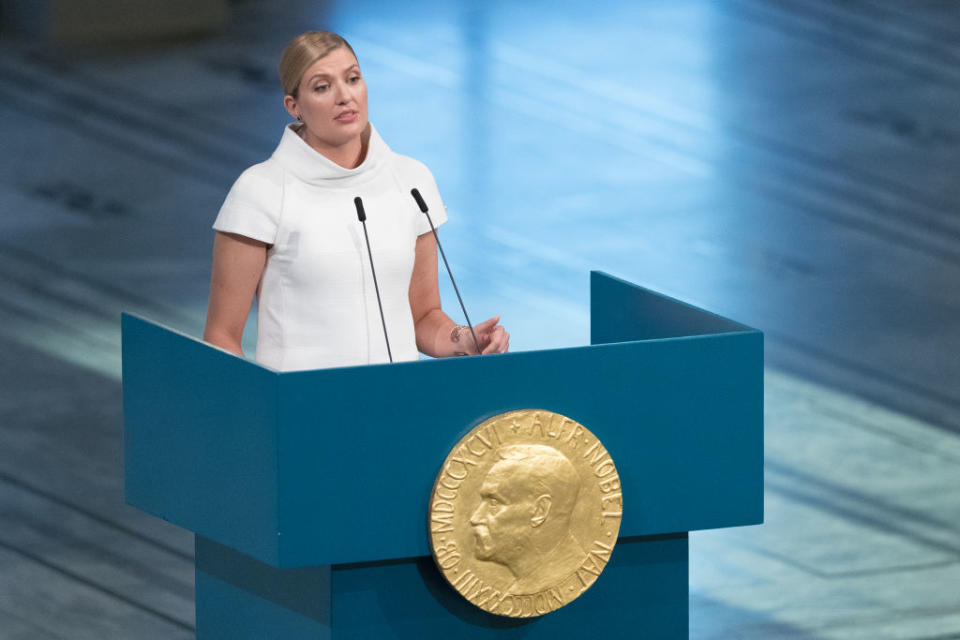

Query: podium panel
[122,271,763,637]
[196,534,688,639]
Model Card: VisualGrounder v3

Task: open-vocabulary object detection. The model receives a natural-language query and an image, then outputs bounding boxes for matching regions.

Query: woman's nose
[330,81,347,103]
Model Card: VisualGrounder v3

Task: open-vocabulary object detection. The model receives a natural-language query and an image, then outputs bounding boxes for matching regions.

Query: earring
[296,114,302,122]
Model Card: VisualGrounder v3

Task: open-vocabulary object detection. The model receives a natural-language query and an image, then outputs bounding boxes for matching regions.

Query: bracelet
[450,325,470,356]
[450,324,467,343]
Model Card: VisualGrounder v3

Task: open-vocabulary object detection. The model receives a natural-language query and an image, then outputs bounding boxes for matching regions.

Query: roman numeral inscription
[430,424,502,533]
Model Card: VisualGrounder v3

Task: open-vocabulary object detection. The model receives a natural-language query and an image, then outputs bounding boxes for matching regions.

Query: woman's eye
[314,84,328,92]
[350,76,360,83]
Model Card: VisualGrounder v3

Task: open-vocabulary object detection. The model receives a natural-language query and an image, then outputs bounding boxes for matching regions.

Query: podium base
[195,534,688,639]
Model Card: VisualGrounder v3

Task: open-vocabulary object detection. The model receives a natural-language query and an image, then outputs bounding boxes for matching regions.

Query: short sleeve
[394,155,448,236]
[212,163,282,245]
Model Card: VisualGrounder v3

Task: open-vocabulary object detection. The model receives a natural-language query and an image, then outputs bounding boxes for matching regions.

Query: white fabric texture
[213,122,448,372]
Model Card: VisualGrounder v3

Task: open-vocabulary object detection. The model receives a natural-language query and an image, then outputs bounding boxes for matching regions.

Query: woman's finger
[481,327,497,354]
[473,315,500,333]
[482,326,506,354]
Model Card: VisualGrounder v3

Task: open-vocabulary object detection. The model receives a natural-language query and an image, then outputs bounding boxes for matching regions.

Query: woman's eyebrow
[307,65,360,82]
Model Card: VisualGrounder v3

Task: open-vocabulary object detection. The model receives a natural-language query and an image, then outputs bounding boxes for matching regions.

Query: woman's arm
[409,231,509,357]
[203,231,270,357]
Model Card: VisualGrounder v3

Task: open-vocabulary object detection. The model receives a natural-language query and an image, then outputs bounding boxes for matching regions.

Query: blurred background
[0,0,958,637]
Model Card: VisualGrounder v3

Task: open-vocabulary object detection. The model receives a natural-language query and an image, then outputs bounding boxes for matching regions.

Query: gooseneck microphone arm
[410,188,481,355]
[354,196,393,363]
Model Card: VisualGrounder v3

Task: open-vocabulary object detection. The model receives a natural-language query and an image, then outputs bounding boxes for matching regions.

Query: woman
[204,31,509,371]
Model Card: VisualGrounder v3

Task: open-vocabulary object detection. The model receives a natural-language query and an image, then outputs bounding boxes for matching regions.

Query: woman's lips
[335,111,358,122]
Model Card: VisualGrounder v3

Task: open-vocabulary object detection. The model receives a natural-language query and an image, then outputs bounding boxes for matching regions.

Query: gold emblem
[428,409,623,617]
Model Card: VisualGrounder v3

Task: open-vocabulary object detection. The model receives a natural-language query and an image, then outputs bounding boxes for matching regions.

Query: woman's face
[284,47,368,150]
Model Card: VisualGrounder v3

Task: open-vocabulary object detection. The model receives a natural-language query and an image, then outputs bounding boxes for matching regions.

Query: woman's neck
[297,123,370,169]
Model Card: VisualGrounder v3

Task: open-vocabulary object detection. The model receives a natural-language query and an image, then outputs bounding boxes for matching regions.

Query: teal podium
[122,271,763,638]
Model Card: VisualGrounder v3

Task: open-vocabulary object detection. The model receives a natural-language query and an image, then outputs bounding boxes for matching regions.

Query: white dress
[212,122,448,372]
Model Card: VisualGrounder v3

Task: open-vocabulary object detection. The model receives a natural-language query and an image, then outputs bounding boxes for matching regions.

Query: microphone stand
[410,188,481,355]
[354,196,393,363]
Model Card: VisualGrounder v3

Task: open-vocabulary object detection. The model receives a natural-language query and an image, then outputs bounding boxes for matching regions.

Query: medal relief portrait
[469,444,588,594]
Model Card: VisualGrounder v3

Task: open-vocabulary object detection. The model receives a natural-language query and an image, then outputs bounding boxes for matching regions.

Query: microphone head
[354,196,366,222]
[410,188,429,213]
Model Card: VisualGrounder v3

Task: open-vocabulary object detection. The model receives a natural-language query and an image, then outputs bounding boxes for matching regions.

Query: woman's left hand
[457,315,509,355]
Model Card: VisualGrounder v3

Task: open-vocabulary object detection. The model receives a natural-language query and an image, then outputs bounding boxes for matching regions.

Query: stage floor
[0,0,957,637]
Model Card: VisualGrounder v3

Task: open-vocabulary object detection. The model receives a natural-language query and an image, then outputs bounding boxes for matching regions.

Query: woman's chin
[329,120,366,142]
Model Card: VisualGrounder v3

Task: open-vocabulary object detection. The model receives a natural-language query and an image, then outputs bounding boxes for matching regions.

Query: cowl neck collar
[271,121,390,186]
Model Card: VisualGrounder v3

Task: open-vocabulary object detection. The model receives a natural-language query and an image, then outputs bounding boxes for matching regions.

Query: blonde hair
[278,31,358,97]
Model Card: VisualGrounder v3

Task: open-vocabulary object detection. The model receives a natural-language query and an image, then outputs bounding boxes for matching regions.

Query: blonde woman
[204,31,509,371]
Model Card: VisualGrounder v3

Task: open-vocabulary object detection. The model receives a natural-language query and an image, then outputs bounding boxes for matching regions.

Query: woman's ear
[283,94,299,121]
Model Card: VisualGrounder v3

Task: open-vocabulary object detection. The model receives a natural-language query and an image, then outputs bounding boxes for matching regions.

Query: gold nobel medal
[428,409,623,617]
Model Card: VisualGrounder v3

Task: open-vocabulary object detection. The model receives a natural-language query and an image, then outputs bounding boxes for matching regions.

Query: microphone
[354,196,392,363]
[410,188,481,355]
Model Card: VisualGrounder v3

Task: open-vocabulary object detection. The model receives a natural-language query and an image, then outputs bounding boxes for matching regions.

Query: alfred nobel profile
[469,444,588,594]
